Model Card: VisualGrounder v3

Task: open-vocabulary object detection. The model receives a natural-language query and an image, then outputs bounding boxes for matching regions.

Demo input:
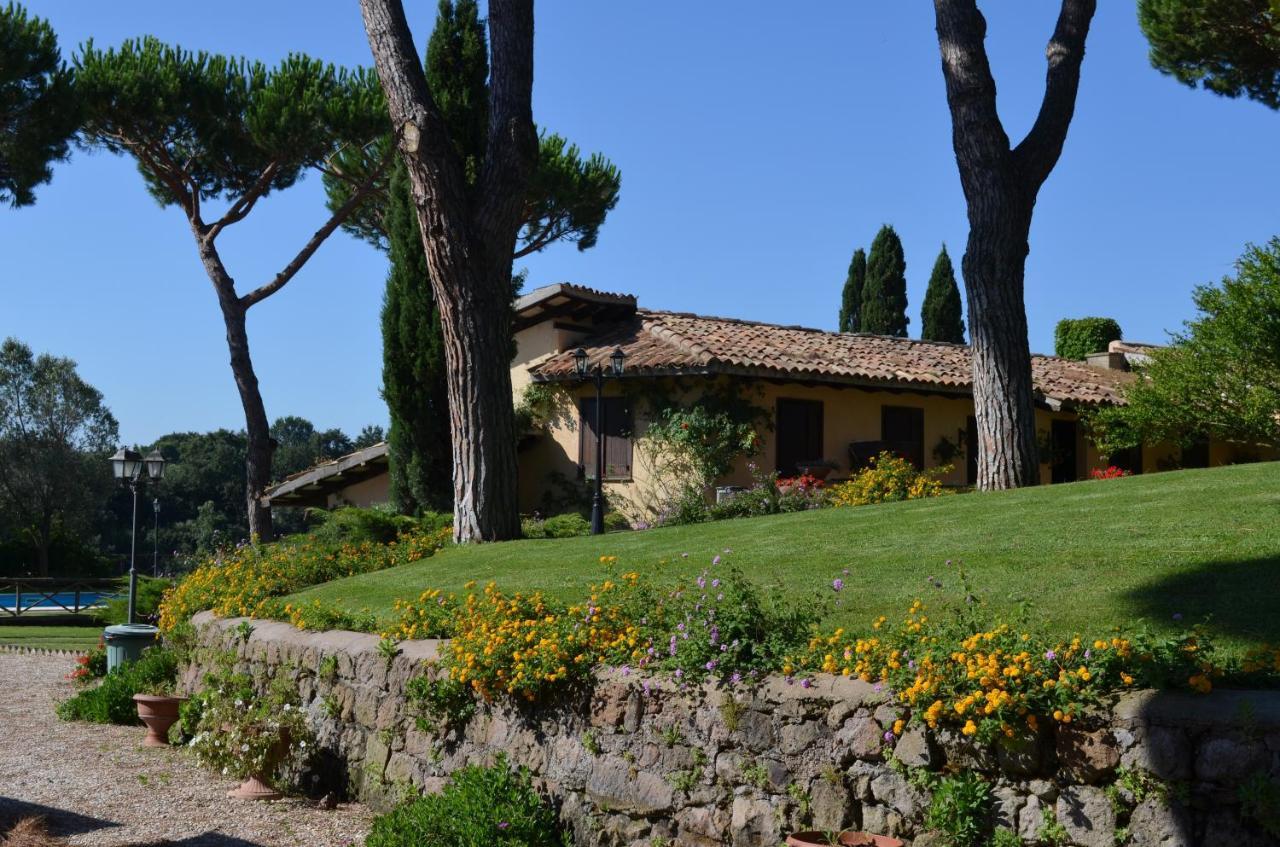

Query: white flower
[241,744,249,752]
[298,740,307,749]
[222,767,228,775]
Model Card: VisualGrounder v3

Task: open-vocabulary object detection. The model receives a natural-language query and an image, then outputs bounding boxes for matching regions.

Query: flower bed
[157,525,451,631]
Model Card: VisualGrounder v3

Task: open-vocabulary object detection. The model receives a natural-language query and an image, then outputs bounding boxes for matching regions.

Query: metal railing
[0,577,122,617]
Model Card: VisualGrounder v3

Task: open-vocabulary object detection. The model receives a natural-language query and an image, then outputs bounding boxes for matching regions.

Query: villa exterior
[266,283,1273,519]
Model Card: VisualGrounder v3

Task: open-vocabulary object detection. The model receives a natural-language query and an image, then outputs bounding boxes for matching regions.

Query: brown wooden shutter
[580,397,632,480]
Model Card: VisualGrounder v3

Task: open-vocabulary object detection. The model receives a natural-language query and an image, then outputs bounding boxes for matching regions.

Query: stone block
[780,721,821,755]
[893,725,937,768]
[1127,797,1193,847]
[1195,732,1269,784]
[1055,785,1116,847]
[868,771,925,819]
[730,796,782,847]
[836,712,884,763]
[586,755,674,814]
[737,709,776,753]
[1121,725,1191,782]
[810,777,855,831]
[1056,725,1118,783]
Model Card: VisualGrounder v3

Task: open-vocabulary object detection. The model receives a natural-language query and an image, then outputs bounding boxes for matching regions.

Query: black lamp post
[574,346,626,535]
[152,497,160,577]
[110,447,166,624]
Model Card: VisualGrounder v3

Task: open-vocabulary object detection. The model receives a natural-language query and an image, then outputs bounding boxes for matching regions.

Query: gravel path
[0,652,374,847]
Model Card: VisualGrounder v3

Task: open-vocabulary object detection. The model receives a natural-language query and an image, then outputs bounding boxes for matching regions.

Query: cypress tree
[838,248,866,332]
[920,244,965,343]
[382,160,452,514]
[860,225,909,337]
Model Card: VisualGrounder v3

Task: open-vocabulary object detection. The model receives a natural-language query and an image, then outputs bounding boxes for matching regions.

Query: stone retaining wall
[185,612,1280,846]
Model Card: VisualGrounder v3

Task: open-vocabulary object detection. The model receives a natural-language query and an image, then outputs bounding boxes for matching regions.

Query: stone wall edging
[184,613,1280,847]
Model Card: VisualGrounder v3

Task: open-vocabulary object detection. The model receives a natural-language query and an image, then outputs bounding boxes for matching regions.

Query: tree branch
[933,0,1014,187]
[205,160,281,243]
[1012,0,1098,190]
[238,144,394,310]
[476,0,538,243]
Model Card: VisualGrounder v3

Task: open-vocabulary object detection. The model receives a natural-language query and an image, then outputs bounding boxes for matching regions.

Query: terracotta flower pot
[785,833,905,847]
[133,693,185,747]
[228,773,282,801]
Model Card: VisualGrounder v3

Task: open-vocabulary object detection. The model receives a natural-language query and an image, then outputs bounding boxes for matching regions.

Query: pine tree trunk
[198,241,276,542]
[962,191,1040,489]
[934,0,1096,490]
[360,0,536,542]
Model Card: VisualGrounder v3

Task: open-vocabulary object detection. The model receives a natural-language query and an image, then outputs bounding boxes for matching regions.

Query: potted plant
[795,459,838,481]
[133,681,186,747]
[786,832,904,847]
[187,665,312,801]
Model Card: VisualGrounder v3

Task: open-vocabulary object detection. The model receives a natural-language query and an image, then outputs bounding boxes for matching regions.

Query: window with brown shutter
[580,397,633,481]
[881,405,925,470]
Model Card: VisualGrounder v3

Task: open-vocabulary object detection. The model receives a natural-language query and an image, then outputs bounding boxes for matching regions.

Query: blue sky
[5,2,1278,445]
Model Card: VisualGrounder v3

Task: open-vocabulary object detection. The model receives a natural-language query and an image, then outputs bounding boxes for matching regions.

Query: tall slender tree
[933,0,1097,490]
[860,225,909,337]
[838,247,866,333]
[359,0,538,542]
[75,41,389,540]
[337,0,619,517]
[0,3,78,207]
[921,245,965,343]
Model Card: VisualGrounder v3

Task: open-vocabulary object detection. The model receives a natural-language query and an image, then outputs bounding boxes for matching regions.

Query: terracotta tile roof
[528,310,1134,407]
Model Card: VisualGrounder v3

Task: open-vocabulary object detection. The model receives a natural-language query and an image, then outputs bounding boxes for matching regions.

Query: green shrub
[658,484,709,526]
[924,771,992,847]
[56,645,178,725]
[306,506,418,545]
[542,513,590,538]
[95,576,172,626]
[603,511,631,532]
[829,452,950,507]
[365,755,567,847]
[1053,317,1122,360]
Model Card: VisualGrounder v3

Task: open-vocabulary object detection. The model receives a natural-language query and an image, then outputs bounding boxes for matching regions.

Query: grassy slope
[0,624,101,651]
[290,462,1280,653]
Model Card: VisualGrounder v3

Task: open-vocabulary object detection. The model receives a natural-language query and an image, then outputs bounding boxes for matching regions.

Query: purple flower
[711,578,721,588]
[712,555,721,565]
[674,668,683,679]
[883,731,894,743]
[800,678,812,689]
[497,822,510,830]
[731,672,742,685]
[621,665,631,676]
[697,575,706,589]
[705,660,716,671]
[908,660,916,670]
[1044,650,1056,661]
[1084,649,1092,660]
[1172,612,1183,621]
[874,683,883,692]
[832,578,844,593]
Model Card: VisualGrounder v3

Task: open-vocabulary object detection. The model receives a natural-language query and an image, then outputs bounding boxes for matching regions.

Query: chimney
[1086,350,1129,371]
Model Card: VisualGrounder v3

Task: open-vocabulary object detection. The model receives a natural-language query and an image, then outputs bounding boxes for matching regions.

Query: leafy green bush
[365,755,567,847]
[56,645,178,724]
[543,513,589,538]
[306,506,418,545]
[603,511,631,532]
[925,771,992,847]
[1053,316,1122,360]
[95,576,172,626]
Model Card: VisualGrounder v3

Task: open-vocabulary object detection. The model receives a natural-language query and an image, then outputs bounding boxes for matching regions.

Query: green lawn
[0,623,101,651]
[290,461,1280,654]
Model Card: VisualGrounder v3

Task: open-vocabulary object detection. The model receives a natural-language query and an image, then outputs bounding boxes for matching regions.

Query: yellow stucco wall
[326,473,391,509]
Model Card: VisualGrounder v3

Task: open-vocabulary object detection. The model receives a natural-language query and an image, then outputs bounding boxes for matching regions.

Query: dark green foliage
[860,225,909,337]
[305,506,418,546]
[839,248,867,333]
[383,162,452,515]
[324,2,620,255]
[1090,238,1280,454]
[921,245,965,343]
[56,646,178,725]
[1138,0,1280,110]
[95,576,171,626]
[0,3,78,207]
[75,38,386,210]
[925,771,993,847]
[354,425,386,450]
[521,512,592,539]
[1054,317,1122,360]
[365,755,567,847]
[0,338,118,577]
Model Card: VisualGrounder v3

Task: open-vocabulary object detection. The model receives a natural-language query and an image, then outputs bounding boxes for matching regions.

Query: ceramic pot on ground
[785,833,905,847]
[228,773,283,801]
[132,694,185,747]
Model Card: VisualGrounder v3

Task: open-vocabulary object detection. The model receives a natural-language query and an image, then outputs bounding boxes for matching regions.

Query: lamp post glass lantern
[109,447,165,624]
[575,347,625,534]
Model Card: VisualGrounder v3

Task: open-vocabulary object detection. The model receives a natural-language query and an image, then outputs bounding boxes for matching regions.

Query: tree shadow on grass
[1120,553,1280,652]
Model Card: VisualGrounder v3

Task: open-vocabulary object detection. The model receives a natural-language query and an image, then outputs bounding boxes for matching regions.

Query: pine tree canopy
[76,38,388,217]
[1138,0,1280,110]
[838,248,866,333]
[0,3,78,207]
[860,224,910,337]
[921,245,965,344]
[324,0,620,254]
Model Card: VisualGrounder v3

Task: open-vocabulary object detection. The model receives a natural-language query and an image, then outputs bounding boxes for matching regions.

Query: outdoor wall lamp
[573,347,626,534]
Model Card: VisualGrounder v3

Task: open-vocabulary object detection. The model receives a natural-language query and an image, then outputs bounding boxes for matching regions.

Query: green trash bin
[104,623,159,672]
